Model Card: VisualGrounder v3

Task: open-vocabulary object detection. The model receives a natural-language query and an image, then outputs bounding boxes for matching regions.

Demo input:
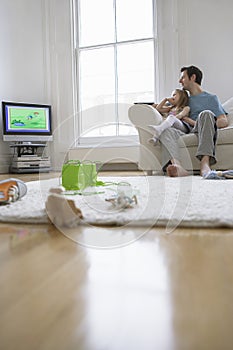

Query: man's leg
[193,110,218,175]
[159,128,189,176]
[200,156,211,177]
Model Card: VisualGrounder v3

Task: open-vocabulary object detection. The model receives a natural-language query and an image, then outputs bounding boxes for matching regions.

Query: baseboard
[98,162,138,171]
[68,146,139,171]
[0,155,10,174]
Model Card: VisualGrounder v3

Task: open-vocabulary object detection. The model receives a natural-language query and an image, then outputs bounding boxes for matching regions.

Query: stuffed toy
[0,178,27,204]
[203,170,233,179]
[45,187,83,228]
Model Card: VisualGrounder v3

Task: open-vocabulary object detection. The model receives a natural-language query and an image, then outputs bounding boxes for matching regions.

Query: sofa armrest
[227,112,233,127]
[128,104,163,130]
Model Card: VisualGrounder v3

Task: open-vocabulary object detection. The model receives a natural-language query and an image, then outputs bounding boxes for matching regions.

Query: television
[2,101,53,142]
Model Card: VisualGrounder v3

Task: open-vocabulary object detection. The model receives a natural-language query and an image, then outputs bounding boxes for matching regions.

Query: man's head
[179,65,203,90]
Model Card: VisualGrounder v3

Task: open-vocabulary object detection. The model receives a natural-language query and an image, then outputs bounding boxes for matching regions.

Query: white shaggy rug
[0,176,233,229]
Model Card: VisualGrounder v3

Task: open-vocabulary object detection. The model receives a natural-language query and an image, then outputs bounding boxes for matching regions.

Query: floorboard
[1,171,233,350]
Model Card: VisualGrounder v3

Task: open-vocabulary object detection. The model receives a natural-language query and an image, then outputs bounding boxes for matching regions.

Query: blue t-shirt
[189,91,226,121]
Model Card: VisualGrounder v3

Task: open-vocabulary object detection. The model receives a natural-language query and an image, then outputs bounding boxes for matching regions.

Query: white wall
[0,1,47,101]
[157,0,233,102]
[0,0,49,172]
[0,0,233,172]
[176,0,233,102]
[0,0,74,172]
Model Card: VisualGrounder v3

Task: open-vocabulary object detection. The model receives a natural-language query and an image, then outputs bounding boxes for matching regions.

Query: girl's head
[170,89,189,108]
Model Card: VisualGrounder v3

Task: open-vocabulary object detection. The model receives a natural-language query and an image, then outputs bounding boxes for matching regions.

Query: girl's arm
[175,106,190,119]
[154,98,173,114]
[176,106,195,126]
[182,116,196,127]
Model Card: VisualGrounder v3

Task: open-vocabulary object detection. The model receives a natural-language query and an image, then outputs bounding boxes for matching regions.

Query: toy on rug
[45,187,83,228]
[203,170,233,180]
[105,194,138,209]
[105,182,138,209]
[0,178,27,205]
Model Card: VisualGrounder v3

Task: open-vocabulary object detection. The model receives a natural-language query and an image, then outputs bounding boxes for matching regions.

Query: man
[159,65,228,177]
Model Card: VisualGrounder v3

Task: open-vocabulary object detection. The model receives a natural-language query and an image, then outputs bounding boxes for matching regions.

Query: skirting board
[0,155,10,174]
[68,146,139,171]
[97,162,138,171]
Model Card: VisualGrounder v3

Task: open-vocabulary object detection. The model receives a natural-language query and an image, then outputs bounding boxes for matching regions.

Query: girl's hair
[175,88,189,109]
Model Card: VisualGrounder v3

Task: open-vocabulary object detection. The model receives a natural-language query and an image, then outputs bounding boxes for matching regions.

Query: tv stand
[10,143,51,173]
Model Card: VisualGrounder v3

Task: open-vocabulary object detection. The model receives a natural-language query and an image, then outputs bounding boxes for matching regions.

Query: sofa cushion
[178,133,198,147]
[226,112,233,127]
[178,126,233,148]
[223,98,233,127]
[217,126,233,144]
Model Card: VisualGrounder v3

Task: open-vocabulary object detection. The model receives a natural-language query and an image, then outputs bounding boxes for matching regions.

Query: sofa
[128,98,233,175]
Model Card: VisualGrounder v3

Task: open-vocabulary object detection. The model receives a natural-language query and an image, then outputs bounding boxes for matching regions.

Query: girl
[149,89,193,144]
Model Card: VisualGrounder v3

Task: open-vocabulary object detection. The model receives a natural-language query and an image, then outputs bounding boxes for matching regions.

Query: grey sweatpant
[159,110,218,169]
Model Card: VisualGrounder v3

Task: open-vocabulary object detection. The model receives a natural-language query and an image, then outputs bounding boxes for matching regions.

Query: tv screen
[2,101,53,142]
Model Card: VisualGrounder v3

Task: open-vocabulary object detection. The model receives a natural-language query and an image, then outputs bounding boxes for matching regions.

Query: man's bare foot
[200,165,211,177]
[200,156,211,177]
[167,164,189,177]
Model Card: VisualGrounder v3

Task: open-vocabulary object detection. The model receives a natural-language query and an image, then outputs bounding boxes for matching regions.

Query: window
[73,0,157,142]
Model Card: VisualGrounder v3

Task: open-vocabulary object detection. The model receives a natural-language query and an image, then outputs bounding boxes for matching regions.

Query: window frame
[71,0,158,146]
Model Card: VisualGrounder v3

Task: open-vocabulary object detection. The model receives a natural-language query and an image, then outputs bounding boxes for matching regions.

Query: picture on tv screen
[4,106,50,133]
[2,101,52,142]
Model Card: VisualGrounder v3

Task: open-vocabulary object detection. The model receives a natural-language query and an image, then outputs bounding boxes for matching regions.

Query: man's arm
[183,113,228,128]
[209,94,228,128]
[216,114,228,128]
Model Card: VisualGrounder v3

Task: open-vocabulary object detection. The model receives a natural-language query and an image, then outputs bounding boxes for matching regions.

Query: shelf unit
[10,143,51,173]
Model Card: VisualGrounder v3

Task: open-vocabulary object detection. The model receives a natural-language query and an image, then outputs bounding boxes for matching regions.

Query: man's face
[179,70,191,90]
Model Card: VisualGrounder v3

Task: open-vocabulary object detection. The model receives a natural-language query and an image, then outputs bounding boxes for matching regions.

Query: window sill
[75,135,139,148]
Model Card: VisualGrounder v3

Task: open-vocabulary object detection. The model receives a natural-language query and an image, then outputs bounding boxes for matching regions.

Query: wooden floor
[1,171,233,350]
